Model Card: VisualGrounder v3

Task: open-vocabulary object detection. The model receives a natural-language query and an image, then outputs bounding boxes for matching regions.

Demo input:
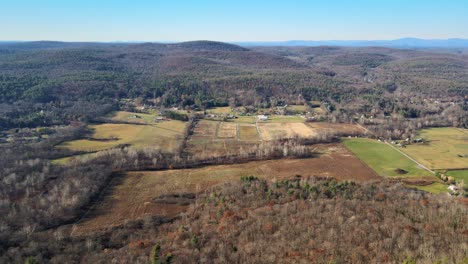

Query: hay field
[445,170,468,182]
[400,128,468,170]
[187,121,259,156]
[226,116,255,124]
[263,115,305,123]
[343,138,433,178]
[108,111,157,124]
[190,120,218,140]
[239,124,259,141]
[59,121,186,152]
[217,122,237,138]
[306,122,366,135]
[343,138,443,193]
[258,122,316,140]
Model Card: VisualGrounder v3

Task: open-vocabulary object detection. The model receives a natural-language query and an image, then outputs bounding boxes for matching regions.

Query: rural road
[384,142,435,174]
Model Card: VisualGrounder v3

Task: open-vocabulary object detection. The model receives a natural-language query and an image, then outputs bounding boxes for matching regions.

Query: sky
[1,0,468,42]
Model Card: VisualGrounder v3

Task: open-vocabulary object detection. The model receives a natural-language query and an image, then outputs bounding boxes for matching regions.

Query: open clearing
[206,106,232,114]
[263,115,305,123]
[343,138,434,178]
[286,105,307,114]
[190,120,218,140]
[407,182,448,194]
[400,127,468,170]
[343,138,444,193]
[306,122,366,135]
[188,121,367,155]
[59,121,186,152]
[217,122,237,138]
[224,116,256,124]
[187,121,260,156]
[445,170,468,182]
[258,122,316,140]
[73,143,379,234]
[108,111,158,124]
[239,124,259,141]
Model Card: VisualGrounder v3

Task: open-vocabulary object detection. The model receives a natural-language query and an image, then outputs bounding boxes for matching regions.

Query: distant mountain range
[234,38,468,48]
[2,38,468,49]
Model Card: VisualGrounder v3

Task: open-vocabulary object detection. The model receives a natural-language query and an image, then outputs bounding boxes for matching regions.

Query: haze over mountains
[236,38,468,48]
[2,38,468,48]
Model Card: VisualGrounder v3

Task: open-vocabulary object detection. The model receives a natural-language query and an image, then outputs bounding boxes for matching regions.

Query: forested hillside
[0,41,466,130]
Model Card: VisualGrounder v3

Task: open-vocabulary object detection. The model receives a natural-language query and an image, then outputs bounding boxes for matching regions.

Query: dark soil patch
[395,168,408,174]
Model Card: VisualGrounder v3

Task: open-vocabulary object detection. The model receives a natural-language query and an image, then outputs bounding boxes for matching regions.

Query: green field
[263,115,305,123]
[445,170,468,182]
[401,127,468,170]
[343,138,433,178]
[407,182,448,194]
[108,111,158,124]
[58,121,186,152]
[225,116,256,124]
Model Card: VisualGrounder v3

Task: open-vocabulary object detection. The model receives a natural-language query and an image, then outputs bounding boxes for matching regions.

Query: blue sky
[1,0,467,42]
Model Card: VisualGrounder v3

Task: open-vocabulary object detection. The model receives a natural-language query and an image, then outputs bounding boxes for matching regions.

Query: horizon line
[2,37,468,43]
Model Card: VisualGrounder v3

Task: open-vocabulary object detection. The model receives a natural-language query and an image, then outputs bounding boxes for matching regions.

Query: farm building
[257,115,268,121]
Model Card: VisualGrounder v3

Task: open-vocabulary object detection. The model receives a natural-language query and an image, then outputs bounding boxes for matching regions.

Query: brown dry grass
[217,122,237,138]
[190,120,218,140]
[306,122,366,135]
[258,122,317,140]
[73,143,379,234]
[239,124,259,141]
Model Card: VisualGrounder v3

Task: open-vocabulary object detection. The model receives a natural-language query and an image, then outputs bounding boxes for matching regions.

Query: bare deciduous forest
[0,41,467,263]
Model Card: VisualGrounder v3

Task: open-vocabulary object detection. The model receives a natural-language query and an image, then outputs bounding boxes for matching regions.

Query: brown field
[58,122,186,153]
[72,143,380,234]
[258,122,317,140]
[188,121,260,156]
[217,122,237,138]
[306,122,366,135]
[239,124,259,141]
[187,140,258,157]
[190,120,218,140]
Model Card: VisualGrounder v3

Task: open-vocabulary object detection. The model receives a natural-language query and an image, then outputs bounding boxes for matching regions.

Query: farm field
[108,111,158,124]
[226,116,256,123]
[445,170,468,182]
[239,124,259,141]
[306,122,366,136]
[188,121,368,155]
[407,182,448,194]
[263,115,305,123]
[206,106,232,114]
[187,120,259,156]
[258,122,316,140]
[59,121,186,152]
[190,120,218,141]
[73,143,379,234]
[343,138,434,178]
[400,127,468,170]
[217,122,237,138]
[343,138,444,193]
